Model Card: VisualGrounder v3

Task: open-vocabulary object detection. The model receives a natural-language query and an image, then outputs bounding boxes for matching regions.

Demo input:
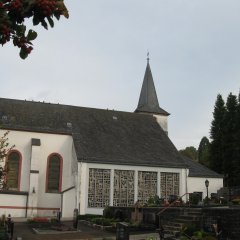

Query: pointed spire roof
[135,59,169,115]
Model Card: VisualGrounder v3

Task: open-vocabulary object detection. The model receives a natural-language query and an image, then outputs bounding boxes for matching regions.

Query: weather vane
[147,51,150,63]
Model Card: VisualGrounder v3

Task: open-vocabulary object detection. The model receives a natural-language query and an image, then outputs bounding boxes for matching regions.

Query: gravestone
[116,222,129,240]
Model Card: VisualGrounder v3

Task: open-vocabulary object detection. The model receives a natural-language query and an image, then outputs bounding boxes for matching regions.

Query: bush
[0,228,8,240]
[91,217,112,226]
[114,210,124,221]
[103,206,114,219]
[77,214,102,221]
[181,223,198,237]
[232,198,240,205]
[0,215,6,227]
[146,195,163,206]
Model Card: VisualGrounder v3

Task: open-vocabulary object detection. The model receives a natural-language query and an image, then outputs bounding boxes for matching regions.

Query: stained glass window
[88,168,110,207]
[46,154,62,193]
[113,170,134,206]
[138,171,157,204]
[160,172,179,198]
[7,151,21,190]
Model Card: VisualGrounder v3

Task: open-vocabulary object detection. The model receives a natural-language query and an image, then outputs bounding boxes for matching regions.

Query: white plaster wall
[78,162,184,215]
[62,188,76,218]
[0,129,76,217]
[154,115,168,134]
[187,177,223,199]
[0,194,27,217]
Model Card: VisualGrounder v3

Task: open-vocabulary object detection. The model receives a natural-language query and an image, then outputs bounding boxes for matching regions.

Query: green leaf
[19,48,28,60]
[27,30,37,41]
[41,19,48,30]
[33,15,40,26]
[54,12,61,20]
[47,16,54,28]
[15,25,26,35]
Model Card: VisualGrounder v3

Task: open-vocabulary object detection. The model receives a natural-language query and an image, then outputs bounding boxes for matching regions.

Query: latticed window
[138,171,157,204]
[7,151,21,191]
[88,168,110,207]
[46,154,62,193]
[113,170,134,207]
[160,172,179,198]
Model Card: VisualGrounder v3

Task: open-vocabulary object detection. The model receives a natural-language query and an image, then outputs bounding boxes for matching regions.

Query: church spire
[135,57,169,116]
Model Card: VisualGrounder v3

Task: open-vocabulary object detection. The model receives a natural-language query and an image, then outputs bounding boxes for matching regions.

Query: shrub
[114,210,124,221]
[181,223,198,237]
[232,198,240,205]
[0,215,6,227]
[91,217,112,226]
[77,214,101,221]
[146,195,163,206]
[103,206,114,219]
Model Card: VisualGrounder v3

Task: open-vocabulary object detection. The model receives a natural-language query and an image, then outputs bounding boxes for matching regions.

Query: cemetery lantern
[205,179,209,204]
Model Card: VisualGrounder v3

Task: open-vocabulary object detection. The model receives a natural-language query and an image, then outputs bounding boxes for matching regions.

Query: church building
[0,60,223,218]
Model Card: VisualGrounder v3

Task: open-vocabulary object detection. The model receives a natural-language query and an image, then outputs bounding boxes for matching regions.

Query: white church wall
[0,194,27,217]
[79,162,185,215]
[62,187,76,218]
[0,129,75,217]
[153,114,168,134]
[187,177,223,199]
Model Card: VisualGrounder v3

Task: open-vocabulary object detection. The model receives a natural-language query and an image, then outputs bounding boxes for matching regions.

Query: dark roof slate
[0,97,185,168]
[135,62,169,116]
[183,156,223,178]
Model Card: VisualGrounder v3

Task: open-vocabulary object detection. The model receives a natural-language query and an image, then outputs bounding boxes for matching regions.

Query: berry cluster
[0,0,68,59]
[36,0,56,17]
[13,37,33,53]
[8,0,22,11]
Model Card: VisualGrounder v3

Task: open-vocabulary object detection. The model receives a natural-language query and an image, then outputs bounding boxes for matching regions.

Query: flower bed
[28,217,76,232]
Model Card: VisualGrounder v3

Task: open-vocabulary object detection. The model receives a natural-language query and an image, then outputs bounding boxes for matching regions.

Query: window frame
[45,153,63,193]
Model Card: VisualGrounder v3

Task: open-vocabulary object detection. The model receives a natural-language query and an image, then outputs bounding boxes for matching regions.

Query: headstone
[57,211,62,222]
[116,222,129,240]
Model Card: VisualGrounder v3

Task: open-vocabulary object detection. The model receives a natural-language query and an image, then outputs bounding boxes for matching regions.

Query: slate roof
[135,62,169,116]
[0,97,186,168]
[183,156,223,178]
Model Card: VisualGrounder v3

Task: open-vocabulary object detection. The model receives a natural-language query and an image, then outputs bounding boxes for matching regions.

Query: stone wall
[202,207,240,240]
[108,206,240,239]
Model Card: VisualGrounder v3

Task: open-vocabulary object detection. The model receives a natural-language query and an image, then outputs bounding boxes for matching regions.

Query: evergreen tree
[236,92,240,185]
[198,136,210,167]
[209,94,226,173]
[222,93,238,186]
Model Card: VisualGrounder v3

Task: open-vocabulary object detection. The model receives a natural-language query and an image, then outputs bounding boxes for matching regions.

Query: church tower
[135,57,170,134]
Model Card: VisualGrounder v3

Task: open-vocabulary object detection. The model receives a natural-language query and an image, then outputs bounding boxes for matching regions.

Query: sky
[1,0,240,150]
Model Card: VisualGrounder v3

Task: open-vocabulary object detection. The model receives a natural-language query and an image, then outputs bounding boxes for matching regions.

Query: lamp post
[205,179,209,205]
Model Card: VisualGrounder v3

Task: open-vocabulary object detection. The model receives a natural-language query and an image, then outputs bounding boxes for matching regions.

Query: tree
[0,131,12,190]
[236,92,240,183]
[209,94,226,173]
[0,0,68,59]
[179,146,198,161]
[198,136,210,167]
[222,93,238,186]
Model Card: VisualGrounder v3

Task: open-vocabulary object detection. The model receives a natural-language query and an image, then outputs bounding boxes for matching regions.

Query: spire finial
[147,51,150,63]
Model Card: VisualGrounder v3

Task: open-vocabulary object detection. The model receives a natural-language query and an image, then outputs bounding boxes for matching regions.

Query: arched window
[6,151,22,191]
[46,153,62,193]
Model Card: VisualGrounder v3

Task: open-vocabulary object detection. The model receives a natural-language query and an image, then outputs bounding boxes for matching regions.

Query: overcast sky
[1,0,239,150]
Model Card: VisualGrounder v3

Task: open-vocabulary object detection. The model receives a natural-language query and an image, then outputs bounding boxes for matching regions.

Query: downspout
[25,193,29,218]
[185,168,188,202]
[78,161,82,214]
